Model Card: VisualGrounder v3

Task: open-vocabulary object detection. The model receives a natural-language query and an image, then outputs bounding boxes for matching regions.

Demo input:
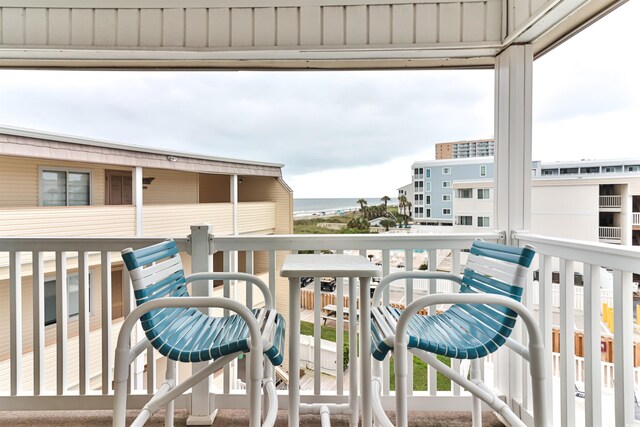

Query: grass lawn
[300,320,452,391]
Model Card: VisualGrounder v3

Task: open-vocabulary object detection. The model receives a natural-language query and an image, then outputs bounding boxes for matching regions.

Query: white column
[493,44,533,409]
[620,184,632,245]
[494,44,533,239]
[231,175,239,235]
[188,224,217,425]
[133,167,143,237]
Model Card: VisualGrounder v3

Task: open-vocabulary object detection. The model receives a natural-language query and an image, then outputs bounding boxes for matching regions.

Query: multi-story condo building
[0,126,293,383]
[411,157,493,225]
[435,138,494,159]
[450,159,640,247]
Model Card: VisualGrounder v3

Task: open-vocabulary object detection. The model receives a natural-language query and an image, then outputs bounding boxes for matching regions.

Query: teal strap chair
[113,240,285,427]
[370,241,548,427]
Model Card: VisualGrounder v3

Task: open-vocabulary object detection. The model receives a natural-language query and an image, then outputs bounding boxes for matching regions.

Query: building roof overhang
[0,0,627,70]
[0,125,284,177]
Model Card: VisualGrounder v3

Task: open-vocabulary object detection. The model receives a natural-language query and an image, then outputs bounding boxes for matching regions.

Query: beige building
[435,139,495,159]
[0,126,293,377]
[452,174,640,247]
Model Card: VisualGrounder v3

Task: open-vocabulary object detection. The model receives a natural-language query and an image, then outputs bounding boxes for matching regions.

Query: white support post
[231,175,239,236]
[9,251,22,396]
[133,166,143,237]
[493,44,533,403]
[583,264,602,427]
[188,224,217,425]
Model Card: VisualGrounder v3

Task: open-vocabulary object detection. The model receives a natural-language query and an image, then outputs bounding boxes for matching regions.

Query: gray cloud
[0,69,494,176]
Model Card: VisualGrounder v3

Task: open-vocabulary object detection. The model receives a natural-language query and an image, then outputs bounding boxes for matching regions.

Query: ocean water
[293,197,398,216]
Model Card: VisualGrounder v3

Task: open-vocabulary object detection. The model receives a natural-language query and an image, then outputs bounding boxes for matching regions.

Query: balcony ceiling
[0,0,626,69]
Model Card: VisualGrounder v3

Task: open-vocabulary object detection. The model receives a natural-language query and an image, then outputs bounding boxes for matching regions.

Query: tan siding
[0,206,136,237]
[237,202,276,234]
[239,176,293,234]
[0,265,104,363]
[0,155,111,207]
[142,203,233,237]
[142,168,198,205]
[199,173,231,203]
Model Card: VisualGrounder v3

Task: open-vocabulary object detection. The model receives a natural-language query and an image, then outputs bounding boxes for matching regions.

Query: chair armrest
[115,296,263,368]
[184,272,274,310]
[394,293,543,352]
[372,271,463,306]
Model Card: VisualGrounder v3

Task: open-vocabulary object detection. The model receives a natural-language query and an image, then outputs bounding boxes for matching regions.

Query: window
[442,208,451,215]
[442,194,451,202]
[627,165,640,172]
[425,195,431,205]
[41,169,91,206]
[44,273,89,326]
[480,165,487,177]
[477,217,490,228]
[442,167,451,175]
[458,216,472,226]
[414,207,423,217]
[414,181,423,191]
[425,208,431,218]
[477,189,490,199]
[425,169,431,178]
[457,189,473,199]
[425,182,431,192]
[414,194,423,203]
[414,167,423,175]
[442,181,451,188]
[603,167,616,173]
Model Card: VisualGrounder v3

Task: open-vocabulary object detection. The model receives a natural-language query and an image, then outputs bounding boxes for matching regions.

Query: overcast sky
[0,1,638,198]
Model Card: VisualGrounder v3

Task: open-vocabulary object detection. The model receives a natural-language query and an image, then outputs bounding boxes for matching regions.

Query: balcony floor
[0,409,505,426]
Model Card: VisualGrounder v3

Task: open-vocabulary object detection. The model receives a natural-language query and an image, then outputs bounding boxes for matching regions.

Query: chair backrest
[121,240,190,339]
[456,240,536,352]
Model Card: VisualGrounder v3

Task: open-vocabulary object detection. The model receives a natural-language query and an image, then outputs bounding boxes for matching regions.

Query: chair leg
[394,346,409,427]
[113,347,131,427]
[165,359,176,427]
[248,349,262,427]
[471,359,482,427]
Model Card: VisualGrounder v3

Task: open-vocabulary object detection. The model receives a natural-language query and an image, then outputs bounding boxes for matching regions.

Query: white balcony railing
[633,212,640,226]
[1,229,639,426]
[599,226,621,240]
[599,195,621,209]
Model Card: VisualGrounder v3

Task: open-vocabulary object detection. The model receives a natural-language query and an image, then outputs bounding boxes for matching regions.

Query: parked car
[320,277,337,292]
[397,262,405,268]
[300,277,314,288]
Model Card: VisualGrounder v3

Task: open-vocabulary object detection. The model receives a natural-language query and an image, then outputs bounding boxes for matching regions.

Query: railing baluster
[100,251,112,395]
[56,251,68,395]
[32,251,44,395]
[451,249,461,396]
[223,250,231,394]
[10,251,22,396]
[404,249,414,395]
[382,249,390,395]
[336,249,344,395]
[560,258,575,427]
[78,251,90,395]
[428,249,437,396]
[583,264,602,427]
[613,270,634,425]
[313,248,321,396]
[539,254,553,423]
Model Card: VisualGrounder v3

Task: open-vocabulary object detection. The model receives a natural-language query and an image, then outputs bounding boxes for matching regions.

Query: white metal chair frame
[113,270,280,427]
[370,269,548,427]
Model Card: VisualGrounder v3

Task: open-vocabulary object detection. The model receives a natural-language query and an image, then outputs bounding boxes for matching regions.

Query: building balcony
[599,226,622,242]
[599,195,622,210]
[633,212,640,226]
[1,229,639,426]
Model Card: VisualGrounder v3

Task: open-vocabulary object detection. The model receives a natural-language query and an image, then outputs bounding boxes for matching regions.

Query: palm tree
[356,198,368,214]
[398,195,408,215]
[381,196,391,215]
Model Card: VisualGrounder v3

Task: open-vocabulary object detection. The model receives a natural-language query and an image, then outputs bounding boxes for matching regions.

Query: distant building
[411,157,493,225]
[435,139,494,159]
[450,158,640,246]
